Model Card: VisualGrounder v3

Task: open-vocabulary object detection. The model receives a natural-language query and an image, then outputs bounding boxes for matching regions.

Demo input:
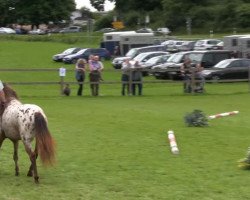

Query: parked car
[29,29,47,35]
[140,54,171,76]
[59,26,82,33]
[63,48,111,64]
[188,50,232,68]
[201,59,250,81]
[161,40,185,53]
[141,54,171,69]
[131,51,170,76]
[152,51,191,79]
[194,39,222,50]
[112,45,167,69]
[156,27,171,35]
[211,41,224,50]
[52,47,82,62]
[136,28,153,33]
[97,28,115,32]
[133,51,169,65]
[0,27,16,34]
[177,41,196,51]
[153,50,232,80]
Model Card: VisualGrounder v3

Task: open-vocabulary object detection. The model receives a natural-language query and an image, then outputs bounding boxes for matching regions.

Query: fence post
[59,67,66,95]
[128,68,133,95]
[191,67,195,94]
[249,66,250,93]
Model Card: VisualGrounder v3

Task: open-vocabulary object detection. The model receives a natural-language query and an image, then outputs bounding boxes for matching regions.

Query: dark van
[153,50,232,79]
[112,45,167,69]
[188,50,232,68]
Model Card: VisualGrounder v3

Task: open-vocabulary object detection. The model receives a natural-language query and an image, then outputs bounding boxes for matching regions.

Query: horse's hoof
[34,177,39,184]
[15,172,19,176]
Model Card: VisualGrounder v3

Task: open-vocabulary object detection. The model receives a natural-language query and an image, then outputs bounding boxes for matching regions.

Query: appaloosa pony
[0,84,55,183]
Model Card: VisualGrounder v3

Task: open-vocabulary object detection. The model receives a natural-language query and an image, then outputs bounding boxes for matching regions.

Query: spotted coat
[1,99,47,149]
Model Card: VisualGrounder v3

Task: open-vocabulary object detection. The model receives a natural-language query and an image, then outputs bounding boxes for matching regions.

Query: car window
[76,49,86,55]
[189,53,203,63]
[202,53,214,65]
[214,59,232,68]
[214,53,231,64]
[63,48,75,54]
[207,40,219,45]
[228,60,242,68]
[241,60,250,67]
[168,53,188,63]
[126,49,137,57]
[195,41,204,46]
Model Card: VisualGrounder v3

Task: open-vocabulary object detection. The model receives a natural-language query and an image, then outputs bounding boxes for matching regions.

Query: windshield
[188,53,203,63]
[213,59,231,68]
[63,48,75,54]
[126,49,138,58]
[76,49,86,55]
[146,56,160,64]
[134,53,148,61]
[167,53,185,63]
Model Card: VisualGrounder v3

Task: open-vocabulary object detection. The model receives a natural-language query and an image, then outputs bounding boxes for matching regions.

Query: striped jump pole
[167,130,179,155]
[208,111,239,119]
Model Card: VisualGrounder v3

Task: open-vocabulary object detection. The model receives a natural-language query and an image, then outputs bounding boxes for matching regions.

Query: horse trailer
[101,31,154,56]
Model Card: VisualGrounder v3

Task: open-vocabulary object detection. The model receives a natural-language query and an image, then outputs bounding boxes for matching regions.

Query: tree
[79,7,94,19]
[13,0,75,27]
[90,0,105,11]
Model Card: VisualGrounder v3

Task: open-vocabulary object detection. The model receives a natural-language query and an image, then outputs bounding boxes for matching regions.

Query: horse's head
[3,83,19,102]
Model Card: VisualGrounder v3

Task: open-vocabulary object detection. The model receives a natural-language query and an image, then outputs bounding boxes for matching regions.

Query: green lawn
[0,39,250,200]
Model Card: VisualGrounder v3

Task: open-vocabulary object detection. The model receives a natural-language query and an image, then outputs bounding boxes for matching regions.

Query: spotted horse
[0,84,55,183]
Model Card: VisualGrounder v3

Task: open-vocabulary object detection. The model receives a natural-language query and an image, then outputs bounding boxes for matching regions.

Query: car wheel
[211,75,220,83]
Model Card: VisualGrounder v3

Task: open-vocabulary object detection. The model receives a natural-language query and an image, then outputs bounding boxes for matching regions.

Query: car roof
[133,45,165,50]
[189,50,232,53]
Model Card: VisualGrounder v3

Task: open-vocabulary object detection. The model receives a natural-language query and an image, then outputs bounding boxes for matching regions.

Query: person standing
[131,61,143,96]
[89,55,104,96]
[180,57,192,93]
[75,58,87,96]
[121,58,131,96]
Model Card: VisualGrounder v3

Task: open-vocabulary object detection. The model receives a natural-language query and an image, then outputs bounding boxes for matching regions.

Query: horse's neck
[8,99,22,106]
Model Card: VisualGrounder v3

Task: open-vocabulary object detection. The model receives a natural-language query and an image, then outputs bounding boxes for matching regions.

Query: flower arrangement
[238,147,250,169]
[184,109,208,127]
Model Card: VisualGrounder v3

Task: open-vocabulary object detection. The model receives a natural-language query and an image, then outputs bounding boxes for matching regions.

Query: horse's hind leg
[27,143,38,177]
[13,140,19,176]
[24,143,39,183]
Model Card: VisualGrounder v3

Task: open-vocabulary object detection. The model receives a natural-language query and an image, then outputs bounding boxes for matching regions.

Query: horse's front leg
[13,140,19,176]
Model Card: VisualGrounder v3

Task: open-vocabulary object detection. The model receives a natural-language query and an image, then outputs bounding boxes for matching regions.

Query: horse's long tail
[34,112,55,166]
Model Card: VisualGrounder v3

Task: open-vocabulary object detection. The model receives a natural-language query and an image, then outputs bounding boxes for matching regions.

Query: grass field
[1,38,250,200]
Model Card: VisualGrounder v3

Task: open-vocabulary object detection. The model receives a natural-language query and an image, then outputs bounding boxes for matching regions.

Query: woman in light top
[75,58,87,96]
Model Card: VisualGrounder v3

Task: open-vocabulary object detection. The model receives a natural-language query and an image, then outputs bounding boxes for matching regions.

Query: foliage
[94,12,114,30]
[238,147,250,169]
[0,0,75,26]
[101,0,250,33]
[184,109,209,127]
[90,0,105,11]
[79,6,94,19]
